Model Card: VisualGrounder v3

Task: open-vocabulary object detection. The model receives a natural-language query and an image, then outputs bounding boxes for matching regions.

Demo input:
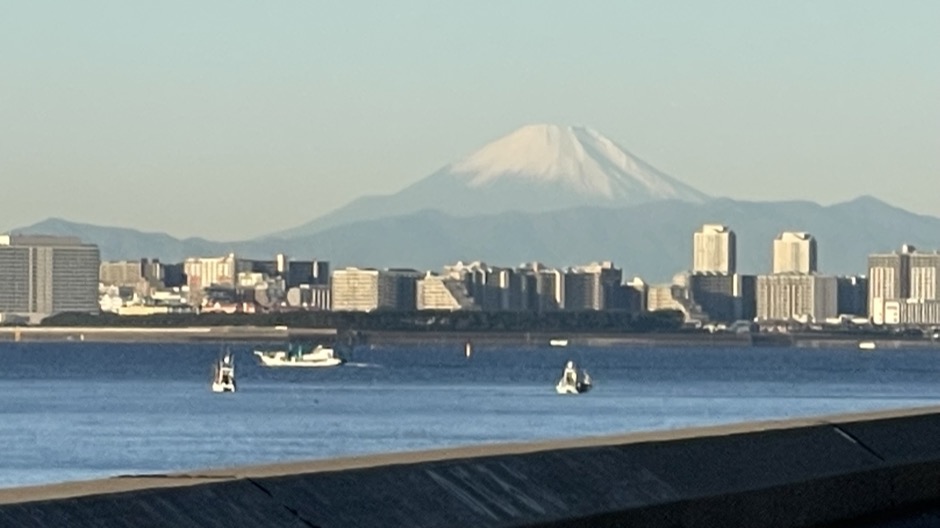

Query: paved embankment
[1,326,937,349]
[0,326,336,343]
[3,406,940,527]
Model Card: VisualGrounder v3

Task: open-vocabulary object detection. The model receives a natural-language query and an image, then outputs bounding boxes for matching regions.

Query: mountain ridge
[13,195,940,282]
[269,124,708,239]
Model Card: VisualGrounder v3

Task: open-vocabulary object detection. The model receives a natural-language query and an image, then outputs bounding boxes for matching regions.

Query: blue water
[1,342,940,489]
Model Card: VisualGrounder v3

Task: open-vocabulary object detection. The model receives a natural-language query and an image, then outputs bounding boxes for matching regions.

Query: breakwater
[0,325,935,349]
[3,406,940,527]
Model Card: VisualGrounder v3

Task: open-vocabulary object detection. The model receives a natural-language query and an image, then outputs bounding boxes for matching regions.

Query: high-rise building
[562,261,623,310]
[687,273,756,322]
[416,273,479,310]
[756,273,838,323]
[909,252,940,301]
[330,267,419,312]
[184,254,238,290]
[836,276,868,317]
[868,245,914,322]
[518,262,563,311]
[99,260,146,288]
[0,235,100,321]
[693,224,736,274]
[773,232,818,274]
[287,260,330,287]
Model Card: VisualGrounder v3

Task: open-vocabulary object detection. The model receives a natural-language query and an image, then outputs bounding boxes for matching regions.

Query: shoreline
[0,326,937,349]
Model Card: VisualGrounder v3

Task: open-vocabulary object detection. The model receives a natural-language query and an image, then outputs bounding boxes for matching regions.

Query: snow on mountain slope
[450,124,708,201]
[270,124,708,238]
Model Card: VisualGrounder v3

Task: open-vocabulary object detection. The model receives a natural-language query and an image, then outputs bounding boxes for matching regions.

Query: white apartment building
[693,224,736,274]
[772,232,818,274]
[416,273,478,310]
[756,273,838,323]
[331,268,419,312]
[184,254,237,289]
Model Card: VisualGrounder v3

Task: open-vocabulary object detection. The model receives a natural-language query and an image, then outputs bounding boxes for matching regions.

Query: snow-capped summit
[450,124,707,202]
[274,124,708,237]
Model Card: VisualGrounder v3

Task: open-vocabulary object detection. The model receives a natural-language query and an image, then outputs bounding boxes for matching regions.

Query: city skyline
[2,2,939,239]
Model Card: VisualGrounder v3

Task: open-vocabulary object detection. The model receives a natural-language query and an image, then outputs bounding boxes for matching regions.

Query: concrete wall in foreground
[4,408,940,527]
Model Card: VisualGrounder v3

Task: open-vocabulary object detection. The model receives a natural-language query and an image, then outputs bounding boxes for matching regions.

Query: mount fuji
[273,124,708,238]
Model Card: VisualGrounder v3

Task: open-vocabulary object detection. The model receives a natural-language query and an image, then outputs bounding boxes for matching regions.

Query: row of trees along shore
[40,310,685,333]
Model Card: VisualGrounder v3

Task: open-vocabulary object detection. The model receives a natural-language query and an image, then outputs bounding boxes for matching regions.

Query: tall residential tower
[772,232,818,274]
[693,224,736,275]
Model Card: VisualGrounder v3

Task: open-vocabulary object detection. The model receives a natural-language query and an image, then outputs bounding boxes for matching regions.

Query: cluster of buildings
[644,225,867,329]
[2,225,940,329]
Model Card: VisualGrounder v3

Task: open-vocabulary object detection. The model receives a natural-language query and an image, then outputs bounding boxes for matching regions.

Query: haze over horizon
[2,1,938,240]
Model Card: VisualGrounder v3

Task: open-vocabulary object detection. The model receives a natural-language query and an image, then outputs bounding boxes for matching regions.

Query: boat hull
[211,382,235,393]
[556,382,591,395]
[253,350,343,368]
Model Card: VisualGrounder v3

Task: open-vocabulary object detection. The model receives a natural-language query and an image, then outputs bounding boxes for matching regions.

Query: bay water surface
[1,342,939,489]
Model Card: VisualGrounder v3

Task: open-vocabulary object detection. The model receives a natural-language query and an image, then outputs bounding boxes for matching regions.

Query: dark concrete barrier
[4,407,940,527]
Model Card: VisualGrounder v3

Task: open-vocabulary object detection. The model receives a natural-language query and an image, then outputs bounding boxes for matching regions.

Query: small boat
[465,341,473,358]
[555,360,592,395]
[211,351,236,393]
[253,344,344,368]
[858,341,877,351]
[549,338,569,347]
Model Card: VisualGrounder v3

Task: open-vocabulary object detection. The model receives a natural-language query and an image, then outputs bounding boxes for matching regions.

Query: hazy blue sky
[2,1,938,240]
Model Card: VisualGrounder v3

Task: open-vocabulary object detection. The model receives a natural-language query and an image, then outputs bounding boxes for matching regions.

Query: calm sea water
[1,342,939,489]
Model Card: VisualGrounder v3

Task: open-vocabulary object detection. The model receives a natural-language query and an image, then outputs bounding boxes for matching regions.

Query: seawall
[2,326,935,349]
[3,406,940,526]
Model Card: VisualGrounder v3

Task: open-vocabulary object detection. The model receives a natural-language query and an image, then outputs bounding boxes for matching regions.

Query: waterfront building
[330,267,419,312]
[184,254,238,290]
[693,224,736,275]
[756,273,838,323]
[687,272,756,323]
[562,261,623,311]
[240,259,279,278]
[0,234,100,322]
[836,276,868,317]
[772,232,818,274]
[518,262,563,311]
[161,263,187,288]
[868,245,915,324]
[626,277,648,313]
[286,284,330,310]
[909,252,940,301]
[646,279,704,324]
[868,244,914,317]
[416,273,479,310]
[99,260,145,288]
[287,260,330,287]
[444,261,497,309]
[100,258,166,298]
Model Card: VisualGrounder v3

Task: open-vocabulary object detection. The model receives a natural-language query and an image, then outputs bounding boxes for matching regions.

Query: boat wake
[344,362,382,369]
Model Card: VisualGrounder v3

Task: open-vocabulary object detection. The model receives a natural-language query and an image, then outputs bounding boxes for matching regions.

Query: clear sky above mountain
[2,1,938,240]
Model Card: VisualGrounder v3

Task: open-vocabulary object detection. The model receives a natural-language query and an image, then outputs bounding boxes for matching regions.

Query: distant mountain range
[11,124,940,282]
[272,124,709,238]
[16,196,940,282]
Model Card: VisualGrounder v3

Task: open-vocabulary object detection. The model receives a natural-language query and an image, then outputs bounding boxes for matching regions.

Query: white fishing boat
[555,360,592,395]
[858,341,877,351]
[211,351,236,393]
[549,338,569,347]
[253,344,344,368]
